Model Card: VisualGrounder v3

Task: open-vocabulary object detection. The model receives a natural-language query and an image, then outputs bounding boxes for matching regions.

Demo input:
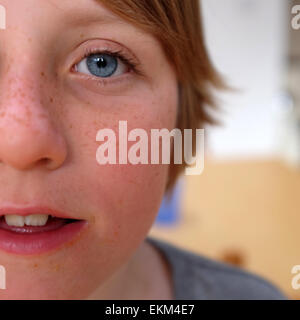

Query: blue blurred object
[155,180,183,226]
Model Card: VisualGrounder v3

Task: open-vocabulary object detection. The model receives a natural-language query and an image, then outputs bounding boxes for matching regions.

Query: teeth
[4,214,49,227]
[25,214,49,226]
[5,215,25,227]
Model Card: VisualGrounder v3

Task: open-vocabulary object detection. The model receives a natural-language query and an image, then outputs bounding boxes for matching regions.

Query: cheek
[65,83,177,243]
[0,71,178,299]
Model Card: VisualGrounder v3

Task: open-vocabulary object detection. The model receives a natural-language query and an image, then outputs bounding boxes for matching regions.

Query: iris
[86,54,118,78]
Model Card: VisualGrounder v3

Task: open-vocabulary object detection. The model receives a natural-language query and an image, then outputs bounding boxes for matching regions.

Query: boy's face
[0,0,177,299]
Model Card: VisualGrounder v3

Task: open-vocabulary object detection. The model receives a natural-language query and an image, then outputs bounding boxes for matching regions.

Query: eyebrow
[69,12,120,27]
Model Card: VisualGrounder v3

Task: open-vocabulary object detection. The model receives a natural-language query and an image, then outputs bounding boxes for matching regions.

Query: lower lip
[0,217,87,255]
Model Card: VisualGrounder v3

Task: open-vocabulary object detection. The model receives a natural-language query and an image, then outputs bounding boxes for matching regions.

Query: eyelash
[74,46,142,78]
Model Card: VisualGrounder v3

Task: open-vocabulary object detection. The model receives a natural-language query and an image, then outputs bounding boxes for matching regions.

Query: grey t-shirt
[147,237,287,300]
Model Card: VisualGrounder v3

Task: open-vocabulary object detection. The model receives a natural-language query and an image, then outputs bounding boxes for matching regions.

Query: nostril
[36,156,65,170]
[41,158,49,163]
[36,157,51,167]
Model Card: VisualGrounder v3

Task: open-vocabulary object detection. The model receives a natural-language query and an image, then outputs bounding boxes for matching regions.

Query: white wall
[201,0,289,159]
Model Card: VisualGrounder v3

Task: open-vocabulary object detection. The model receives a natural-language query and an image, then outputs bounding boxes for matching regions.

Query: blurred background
[150,0,300,299]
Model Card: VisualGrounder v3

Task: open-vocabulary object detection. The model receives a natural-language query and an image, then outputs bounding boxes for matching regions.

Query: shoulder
[147,237,287,300]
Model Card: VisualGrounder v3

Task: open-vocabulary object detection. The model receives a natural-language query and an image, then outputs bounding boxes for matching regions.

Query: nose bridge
[0,39,53,118]
[0,68,67,171]
[1,70,50,127]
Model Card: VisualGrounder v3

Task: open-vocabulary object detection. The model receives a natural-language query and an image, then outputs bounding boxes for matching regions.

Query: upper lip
[0,206,76,219]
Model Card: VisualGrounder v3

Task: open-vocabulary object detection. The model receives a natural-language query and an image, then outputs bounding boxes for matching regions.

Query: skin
[0,0,177,299]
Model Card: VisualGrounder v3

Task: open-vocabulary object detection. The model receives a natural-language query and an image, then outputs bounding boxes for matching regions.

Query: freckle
[41,72,45,77]
[38,113,47,119]
[69,124,73,129]
[80,33,84,38]
[90,216,96,224]
[33,263,38,268]
[54,264,61,272]
[50,97,54,103]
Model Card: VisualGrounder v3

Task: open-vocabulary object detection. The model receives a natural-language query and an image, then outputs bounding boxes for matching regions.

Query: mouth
[0,208,87,255]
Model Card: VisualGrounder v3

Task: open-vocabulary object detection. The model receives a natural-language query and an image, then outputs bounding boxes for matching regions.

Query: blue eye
[76,52,128,78]
[86,54,117,78]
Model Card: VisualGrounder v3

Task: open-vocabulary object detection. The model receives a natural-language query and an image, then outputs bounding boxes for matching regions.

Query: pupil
[97,57,107,68]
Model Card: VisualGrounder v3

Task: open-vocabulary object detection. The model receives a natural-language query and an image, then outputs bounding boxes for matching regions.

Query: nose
[0,77,67,171]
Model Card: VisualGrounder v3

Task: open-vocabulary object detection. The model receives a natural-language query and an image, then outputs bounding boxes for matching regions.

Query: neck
[86,239,173,300]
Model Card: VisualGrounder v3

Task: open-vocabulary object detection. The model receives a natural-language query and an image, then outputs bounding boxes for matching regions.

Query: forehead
[0,0,132,32]
[4,0,116,19]
[46,0,122,25]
